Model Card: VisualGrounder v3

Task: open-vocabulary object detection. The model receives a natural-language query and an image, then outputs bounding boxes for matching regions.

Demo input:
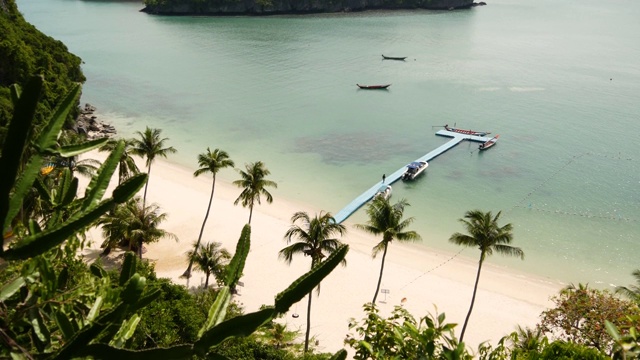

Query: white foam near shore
[80,149,561,354]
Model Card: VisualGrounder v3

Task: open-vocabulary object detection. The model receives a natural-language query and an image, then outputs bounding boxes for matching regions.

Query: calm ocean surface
[18,0,640,287]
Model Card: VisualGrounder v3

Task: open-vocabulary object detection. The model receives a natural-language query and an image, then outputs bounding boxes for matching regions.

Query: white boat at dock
[401,161,428,181]
[374,185,392,200]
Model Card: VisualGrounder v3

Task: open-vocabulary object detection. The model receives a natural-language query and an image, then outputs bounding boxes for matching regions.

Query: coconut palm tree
[98,197,178,258]
[186,241,231,288]
[99,138,140,185]
[233,161,277,224]
[616,269,640,304]
[279,211,347,353]
[510,325,547,353]
[449,209,524,342]
[131,127,177,208]
[355,197,421,305]
[182,148,234,279]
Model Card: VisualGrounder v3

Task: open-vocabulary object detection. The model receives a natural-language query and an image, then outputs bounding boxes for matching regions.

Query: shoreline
[80,148,562,353]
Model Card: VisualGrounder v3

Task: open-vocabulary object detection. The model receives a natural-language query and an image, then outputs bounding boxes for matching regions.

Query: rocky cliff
[142,0,476,15]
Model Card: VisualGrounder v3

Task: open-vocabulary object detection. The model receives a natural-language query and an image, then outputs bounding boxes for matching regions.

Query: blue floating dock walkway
[333,130,491,224]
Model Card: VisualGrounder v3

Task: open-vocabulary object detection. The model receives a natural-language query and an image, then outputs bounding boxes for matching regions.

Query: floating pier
[333,130,491,224]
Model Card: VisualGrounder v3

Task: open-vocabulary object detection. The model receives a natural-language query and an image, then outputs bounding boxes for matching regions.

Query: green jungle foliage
[0,76,349,359]
[345,303,471,359]
[537,284,640,355]
[515,341,609,360]
[0,0,85,144]
[216,336,337,359]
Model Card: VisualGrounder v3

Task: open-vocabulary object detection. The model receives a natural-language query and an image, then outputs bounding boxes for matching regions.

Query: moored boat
[401,161,429,181]
[374,185,392,200]
[382,54,407,61]
[444,124,489,137]
[479,134,500,150]
[357,84,391,89]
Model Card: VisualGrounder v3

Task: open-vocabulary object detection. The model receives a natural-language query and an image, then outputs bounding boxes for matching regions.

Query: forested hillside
[0,0,85,144]
[142,0,475,15]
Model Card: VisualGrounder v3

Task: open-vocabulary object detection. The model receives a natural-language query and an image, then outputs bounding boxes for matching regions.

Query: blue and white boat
[401,161,429,181]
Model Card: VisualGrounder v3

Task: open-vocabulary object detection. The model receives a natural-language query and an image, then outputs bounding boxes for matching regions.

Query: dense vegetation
[142,0,475,16]
[0,76,349,358]
[0,0,85,145]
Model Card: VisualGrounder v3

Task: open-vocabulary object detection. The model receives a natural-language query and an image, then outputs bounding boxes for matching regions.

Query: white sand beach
[81,149,562,354]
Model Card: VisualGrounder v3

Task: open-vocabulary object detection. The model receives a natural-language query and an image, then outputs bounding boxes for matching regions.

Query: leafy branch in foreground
[345,303,470,359]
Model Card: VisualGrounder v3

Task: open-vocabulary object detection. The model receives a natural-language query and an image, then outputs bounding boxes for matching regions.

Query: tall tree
[279,211,346,353]
[449,209,524,342]
[182,148,234,279]
[131,127,177,208]
[186,241,231,288]
[233,161,277,224]
[355,197,421,305]
[99,137,140,185]
[539,284,640,352]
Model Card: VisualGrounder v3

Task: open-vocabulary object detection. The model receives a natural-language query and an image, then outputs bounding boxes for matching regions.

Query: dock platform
[333,130,490,224]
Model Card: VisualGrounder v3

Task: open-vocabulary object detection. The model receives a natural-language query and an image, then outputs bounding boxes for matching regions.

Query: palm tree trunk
[372,243,389,305]
[142,164,151,209]
[183,177,216,278]
[248,203,253,225]
[138,239,144,260]
[304,291,312,353]
[205,271,210,288]
[118,161,125,185]
[459,256,484,342]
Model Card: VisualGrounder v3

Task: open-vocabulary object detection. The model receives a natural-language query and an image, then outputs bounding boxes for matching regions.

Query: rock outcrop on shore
[142,0,479,15]
[73,104,117,140]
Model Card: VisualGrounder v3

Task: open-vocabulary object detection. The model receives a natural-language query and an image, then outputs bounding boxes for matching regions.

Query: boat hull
[479,134,500,150]
[444,125,488,137]
[374,185,392,200]
[382,55,407,61]
[357,84,391,89]
[401,161,429,180]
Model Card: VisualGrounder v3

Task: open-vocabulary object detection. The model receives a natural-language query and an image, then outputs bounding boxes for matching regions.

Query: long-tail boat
[479,134,500,150]
[382,54,407,61]
[444,124,490,137]
[357,84,391,89]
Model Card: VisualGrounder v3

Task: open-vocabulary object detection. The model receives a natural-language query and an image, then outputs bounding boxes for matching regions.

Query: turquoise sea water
[18,0,640,287]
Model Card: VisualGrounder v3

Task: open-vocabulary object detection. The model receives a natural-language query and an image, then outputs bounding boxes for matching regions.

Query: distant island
[141,0,482,15]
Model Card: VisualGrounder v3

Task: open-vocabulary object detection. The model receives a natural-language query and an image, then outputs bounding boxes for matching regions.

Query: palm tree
[131,127,177,208]
[98,197,178,258]
[99,138,140,185]
[186,241,231,288]
[233,161,277,224]
[55,131,102,178]
[449,210,524,342]
[616,269,640,304]
[279,211,347,353]
[510,325,547,353]
[355,197,421,305]
[182,148,234,279]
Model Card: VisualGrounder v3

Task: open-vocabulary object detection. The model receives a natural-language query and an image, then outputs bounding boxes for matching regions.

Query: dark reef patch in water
[294,131,414,165]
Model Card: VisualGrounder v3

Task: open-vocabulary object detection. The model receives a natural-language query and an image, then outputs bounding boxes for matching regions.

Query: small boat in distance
[382,54,407,61]
[479,134,500,150]
[357,84,391,90]
[401,161,429,181]
[374,185,392,200]
[444,124,489,137]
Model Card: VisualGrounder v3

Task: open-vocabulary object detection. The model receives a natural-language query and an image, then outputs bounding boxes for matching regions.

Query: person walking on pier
[382,174,386,183]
